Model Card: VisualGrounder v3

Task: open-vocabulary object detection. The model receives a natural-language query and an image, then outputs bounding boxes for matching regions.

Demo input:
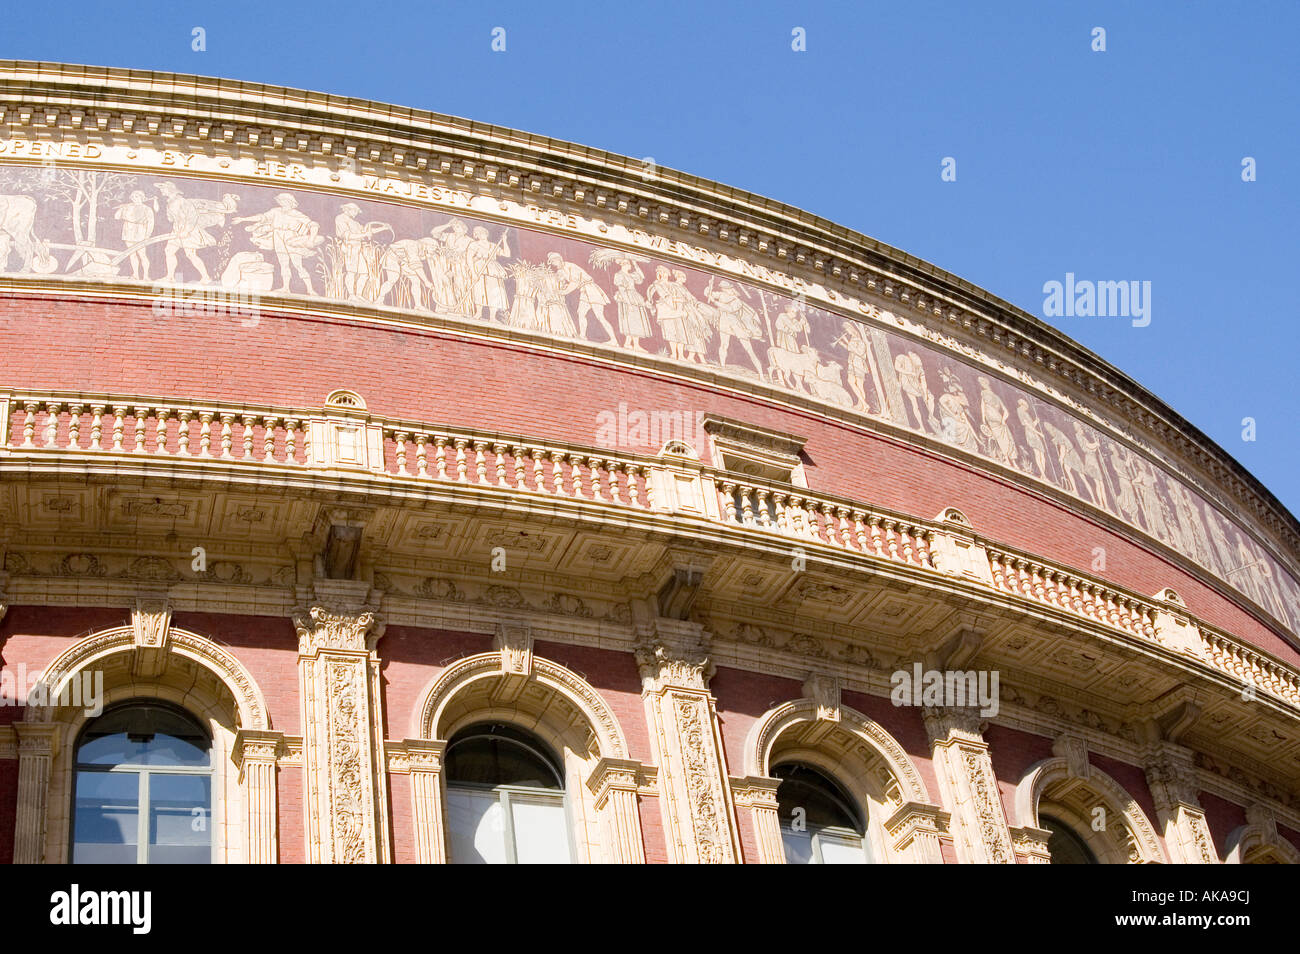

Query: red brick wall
[0,759,15,864]
[1199,791,1247,859]
[277,764,304,863]
[2,293,1289,663]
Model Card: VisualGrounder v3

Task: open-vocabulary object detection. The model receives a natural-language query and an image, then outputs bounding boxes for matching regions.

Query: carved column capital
[885,801,950,864]
[922,705,1014,864]
[634,620,713,693]
[293,603,383,655]
[1144,742,1217,863]
[922,704,987,745]
[1009,825,1054,864]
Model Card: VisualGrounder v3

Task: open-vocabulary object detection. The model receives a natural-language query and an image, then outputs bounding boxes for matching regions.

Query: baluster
[219,414,235,458]
[241,414,256,459]
[641,466,655,508]
[852,511,868,551]
[21,402,37,447]
[900,524,914,562]
[608,461,624,504]
[262,416,278,460]
[455,439,469,482]
[415,434,429,477]
[197,412,213,457]
[886,521,901,560]
[589,457,603,500]
[394,431,409,474]
[720,482,737,522]
[1030,565,1045,601]
[739,485,755,524]
[435,436,449,479]
[90,404,106,451]
[869,515,884,556]
[494,444,508,486]
[531,448,546,491]
[113,405,131,449]
[42,402,60,446]
[177,409,193,456]
[155,407,171,453]
[550,452,566,494]
[475,441,488,484]
[284,418,298,464]
[134,407,149,453]
[627,465,641,507]
[512,445,527,488]
[756,489,773,528]
[68,404,84,449]
[836,509,853,548]
[916,529,932,566]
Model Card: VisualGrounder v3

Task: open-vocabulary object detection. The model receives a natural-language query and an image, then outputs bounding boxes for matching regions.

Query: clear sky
[4,0,1297,513]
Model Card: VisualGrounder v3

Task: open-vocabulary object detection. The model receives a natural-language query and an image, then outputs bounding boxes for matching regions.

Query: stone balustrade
[3,389,1299,711]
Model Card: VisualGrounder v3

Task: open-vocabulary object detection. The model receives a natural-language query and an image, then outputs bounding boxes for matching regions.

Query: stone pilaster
[232,728,284,864]
[885,801,949,864]
[1145,743,1218,863]
[732,775,784,863]
[293,600,390,864]
[635,621,740,863]
[586,757,647,864]
[404,739,447,864]
[12,721,58,864]
[923,705,1015,863]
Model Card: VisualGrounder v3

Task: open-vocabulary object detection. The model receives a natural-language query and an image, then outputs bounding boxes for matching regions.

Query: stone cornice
[0,59,1295,571]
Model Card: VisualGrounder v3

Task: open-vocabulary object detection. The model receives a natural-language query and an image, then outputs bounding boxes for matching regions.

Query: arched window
[444,722,572,864]
[70,702,213,864]
[774,762,869,864]
[1041,814,1098,864]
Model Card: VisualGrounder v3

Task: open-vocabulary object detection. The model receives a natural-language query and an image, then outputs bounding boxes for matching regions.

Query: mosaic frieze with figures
[0,163,1296,636]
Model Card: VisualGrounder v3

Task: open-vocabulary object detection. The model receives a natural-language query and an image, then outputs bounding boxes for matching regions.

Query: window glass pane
[447,789,507,864]
[817,831,867,864]
[445,725,563,789]
[148,774,211,864]
[509,794,570,864]
[72,771,139,864]
[781,827,815,864]
[773,763,863,833]
[78,705,210,767]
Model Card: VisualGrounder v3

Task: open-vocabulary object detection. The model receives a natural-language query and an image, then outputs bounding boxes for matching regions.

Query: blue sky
[5,0,1297,512]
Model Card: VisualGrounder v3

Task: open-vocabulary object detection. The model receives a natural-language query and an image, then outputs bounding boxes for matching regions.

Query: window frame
[443,723,576,865]
[69,701,216,866]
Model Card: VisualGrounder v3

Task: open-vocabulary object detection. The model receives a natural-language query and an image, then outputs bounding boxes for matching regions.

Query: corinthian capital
[635,622,713,692]
[293,604,382,654]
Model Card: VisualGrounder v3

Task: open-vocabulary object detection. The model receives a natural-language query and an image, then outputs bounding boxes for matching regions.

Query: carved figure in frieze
[154,181,239,284]
[429,218,473,311]
[466,227,511,321]
[648,265,692,360]
[977,376,1018,468]
[807,355,853,406]
[114,190,156,280]
[773,299,810,353]
[0,194,55,273]
[1130,455,1171,539]
[377,237,437,311]
[706,278,765,374]
[506,261,544,330]
[547,250,614,341]
[1072,421,1112,510]
[1042,420,1089,497]
[675,269,716,363]
[234,193,324,294]
[1107,443,1144,526]
[937,368,982,453]
[332,202,392,301]
[534,262,578,337]
[896,350,938,433]
[597,253,651,350]
[834,321,876,412]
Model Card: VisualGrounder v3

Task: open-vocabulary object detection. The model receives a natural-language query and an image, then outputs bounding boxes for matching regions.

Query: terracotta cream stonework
[1,61,1299,863]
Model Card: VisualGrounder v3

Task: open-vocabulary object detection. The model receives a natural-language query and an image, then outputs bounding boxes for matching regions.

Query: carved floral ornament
[0,136,1296,636]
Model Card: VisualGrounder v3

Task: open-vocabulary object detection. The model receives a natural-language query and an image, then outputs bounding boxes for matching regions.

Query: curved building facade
[0,61,1297,864]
